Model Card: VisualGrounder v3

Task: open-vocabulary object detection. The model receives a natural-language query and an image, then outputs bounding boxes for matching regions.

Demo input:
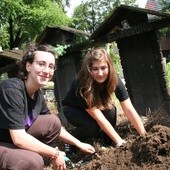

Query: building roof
[51,25,91,37]
[0,49,24,60]
[90,5,170,40]
[0,49,24,74]
[36,25,91,44]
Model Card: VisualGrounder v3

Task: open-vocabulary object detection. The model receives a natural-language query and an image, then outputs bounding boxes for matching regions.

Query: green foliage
[54,44,70,57]
[72,3,90,32]
[0,26,9,48]
[108,43,121,76]
[166,62,170,87]
[0,0,71,49]
[157,1,170,39]
[43,81,54,89]
[72,0,136,34]
[0,73,8,81]
[161,0,170,12]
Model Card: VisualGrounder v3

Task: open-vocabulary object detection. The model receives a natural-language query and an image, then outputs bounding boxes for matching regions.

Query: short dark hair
[18,44,56,80]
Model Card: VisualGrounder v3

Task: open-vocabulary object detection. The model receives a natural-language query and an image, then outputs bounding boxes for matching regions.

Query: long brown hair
[77,48,118,110]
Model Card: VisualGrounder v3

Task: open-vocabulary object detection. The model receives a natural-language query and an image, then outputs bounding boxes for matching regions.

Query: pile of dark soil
[44,111,170,170]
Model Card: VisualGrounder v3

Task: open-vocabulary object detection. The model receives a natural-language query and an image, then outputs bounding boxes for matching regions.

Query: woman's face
[26,51,55,87]
[90,60,109,84]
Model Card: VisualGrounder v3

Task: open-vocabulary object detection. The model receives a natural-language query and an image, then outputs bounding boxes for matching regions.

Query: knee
[0,147,44,170]
[25,154,44,170]
[36,114,62,144]
[46,114,61,133]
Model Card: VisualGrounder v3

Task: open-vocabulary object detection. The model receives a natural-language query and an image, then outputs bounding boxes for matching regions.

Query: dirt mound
[76,125,169,170]
[72,112,170,170]
[44,111,170,170]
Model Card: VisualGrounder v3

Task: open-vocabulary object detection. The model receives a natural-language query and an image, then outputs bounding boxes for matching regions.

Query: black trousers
[63,106,117,144]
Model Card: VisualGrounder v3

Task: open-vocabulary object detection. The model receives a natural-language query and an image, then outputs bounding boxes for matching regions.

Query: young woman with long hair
[62,48,146,149]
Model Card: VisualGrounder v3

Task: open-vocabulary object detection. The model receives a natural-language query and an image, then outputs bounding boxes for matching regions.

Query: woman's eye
[92,68,98,71]
[101,67,107,70]
[39,62,45,67]
[49,65,54,70]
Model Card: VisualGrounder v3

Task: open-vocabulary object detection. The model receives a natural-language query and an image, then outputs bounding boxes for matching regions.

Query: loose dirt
[44,108,170,170]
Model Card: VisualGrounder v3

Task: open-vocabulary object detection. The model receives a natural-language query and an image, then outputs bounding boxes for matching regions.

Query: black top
[62,78,129,109]
[0,78,49,142]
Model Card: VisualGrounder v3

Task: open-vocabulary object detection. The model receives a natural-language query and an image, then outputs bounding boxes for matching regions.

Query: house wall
[54,52,82,127]
[117,31,170,115]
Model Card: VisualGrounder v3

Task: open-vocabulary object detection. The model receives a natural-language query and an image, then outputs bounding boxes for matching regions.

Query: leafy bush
[166,62,170,87]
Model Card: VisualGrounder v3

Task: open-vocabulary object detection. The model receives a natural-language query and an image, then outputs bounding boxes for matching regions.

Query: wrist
[50,148,60,161]
[140,129,147,136]
[74,140,81,148]
[116,139,126,147]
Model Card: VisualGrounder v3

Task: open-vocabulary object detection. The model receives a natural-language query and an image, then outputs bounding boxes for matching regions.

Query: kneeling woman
[62,48,146,147]
[0,44,95,170]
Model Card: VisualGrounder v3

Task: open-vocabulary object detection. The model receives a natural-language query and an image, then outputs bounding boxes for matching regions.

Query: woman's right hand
[51,151,66,170]
[77,142,95,154]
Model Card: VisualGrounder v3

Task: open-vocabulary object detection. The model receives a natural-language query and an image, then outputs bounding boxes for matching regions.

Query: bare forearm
[120,99,146,135]
[58,127,81,147]
[10,130,56,158]
[86,108,123,145]
[126,112,146,135]
[58,127,95,153]
[97,119,122,145]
